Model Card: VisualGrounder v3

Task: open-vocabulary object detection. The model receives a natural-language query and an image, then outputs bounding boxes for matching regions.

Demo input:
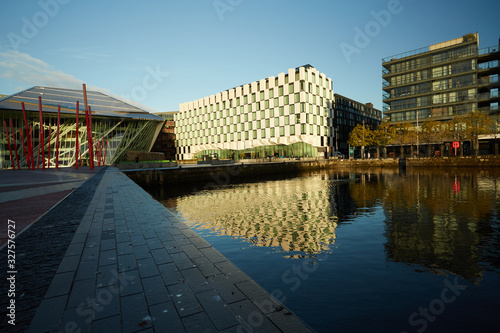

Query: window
[284,116,289,125]
[260,91,264,100]
[269,89,274,98]
[290,125,295,135]
[280,126,285,136]
[295,93,300,103]
[252,93,256,102]
[289,83,294,93]
[301,124,306,134]
[279,86,284,96]
[274,98,279,106]
[284,95,289,104]
[290,104,295,114]
[265,100,270,108]
[280,107,284,116]
[275,118,279,126]
[270,128,275,137]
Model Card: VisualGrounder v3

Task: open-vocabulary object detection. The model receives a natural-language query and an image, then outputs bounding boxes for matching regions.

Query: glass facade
[0,87,164,169]
[175,65,335,160]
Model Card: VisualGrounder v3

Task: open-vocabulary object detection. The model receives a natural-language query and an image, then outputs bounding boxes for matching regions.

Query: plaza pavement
[1,166,314,332]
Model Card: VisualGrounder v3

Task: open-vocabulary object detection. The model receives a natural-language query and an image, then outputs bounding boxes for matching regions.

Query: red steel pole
[75,101,79,169]
[56,105,61,169]
[38,96,45,170]
[3,121,15,169]
[88,106,94,170]
[84,107,90,166]
[47,119,52,169]
[30,125,34,168]
[9,119,20,169]
[103,139,108,165]
[19,128,28,168]
[21,102,32,169]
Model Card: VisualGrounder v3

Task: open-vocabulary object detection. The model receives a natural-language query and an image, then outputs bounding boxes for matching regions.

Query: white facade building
[175,65,335,160]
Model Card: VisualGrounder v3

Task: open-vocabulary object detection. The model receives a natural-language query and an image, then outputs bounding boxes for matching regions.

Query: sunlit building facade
[382,33,500,124]
[0,86,165,169]
[175,65,335,160]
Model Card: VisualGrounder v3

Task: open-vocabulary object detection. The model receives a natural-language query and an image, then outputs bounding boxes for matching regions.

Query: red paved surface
[0,167,103,248]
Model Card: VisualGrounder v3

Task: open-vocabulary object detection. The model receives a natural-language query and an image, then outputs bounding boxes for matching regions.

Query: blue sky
[1,0,499,113]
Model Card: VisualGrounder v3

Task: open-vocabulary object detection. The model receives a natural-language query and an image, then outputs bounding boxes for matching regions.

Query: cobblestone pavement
[2,167,314,332]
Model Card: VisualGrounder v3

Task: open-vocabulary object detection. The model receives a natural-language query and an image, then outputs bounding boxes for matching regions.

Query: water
[146,168,500,333]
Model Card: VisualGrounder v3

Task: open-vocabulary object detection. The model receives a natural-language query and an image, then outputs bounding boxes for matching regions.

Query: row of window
[389,103,476,121]
[178,124,330,146]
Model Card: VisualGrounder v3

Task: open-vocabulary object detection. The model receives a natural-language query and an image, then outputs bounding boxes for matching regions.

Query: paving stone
[146,237,164,250]
[158,263,184,286]
[61,307,92,333]
[116,241,134,255]
[27,295,68,333]
[121,293,152,332]
[196,289,240,330]
[208,274,247,304]
[75,259,99,281]
[191,256,221,277]
[200,247,228,264]
[267,310,315,333]
[65,242,85,256]
[235,280,281,315]
[119,269,143,297]
[229,300,281,333]
[133,244,152,260]
[142,275,171,306]
[67,278,96,309]
[118,253,137,272]
[130,235,147,246]
[81,245,100,261]
[45,271,75,298]
[167,283,203,317]
[215,261,251,284]
[57,255,81,273]
[171,252,196,271]
[182,311,218,333]
[190,236,212,249]
[96,264,120,288]
[172,234,192,246]
[150,301,185,333]
[181,228,201,239]
[151,248,173,265]
[92,315,121,333]
[181,243,204,259]
[101,238,116,251]
[99,249,117,267]
[180,267,211,293]
[93,286,121,320]
[163,239,184,254]
[137,257,160,278]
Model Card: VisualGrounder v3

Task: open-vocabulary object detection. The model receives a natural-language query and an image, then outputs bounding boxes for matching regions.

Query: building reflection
[172,174,353,256]
[346,169,500,282]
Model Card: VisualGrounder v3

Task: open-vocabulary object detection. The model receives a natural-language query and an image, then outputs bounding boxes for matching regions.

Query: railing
[479,45,499,55]
[383,46,430,63]
[478,76,499,85]
[479,61,499,70]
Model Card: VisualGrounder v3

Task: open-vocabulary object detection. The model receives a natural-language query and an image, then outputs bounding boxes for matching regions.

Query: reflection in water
[150,168,500,282]
[166,175,354,256]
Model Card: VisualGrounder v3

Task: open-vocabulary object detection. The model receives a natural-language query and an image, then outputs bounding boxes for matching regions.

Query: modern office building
[0,86,165,169]
[382,33,499,124]
[176,65,340,160]
[151,111,177,160]
[333,94,382,153]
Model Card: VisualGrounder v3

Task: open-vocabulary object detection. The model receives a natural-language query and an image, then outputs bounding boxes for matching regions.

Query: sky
[0,0,499,113]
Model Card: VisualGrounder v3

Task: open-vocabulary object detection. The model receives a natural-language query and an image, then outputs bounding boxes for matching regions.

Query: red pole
[104,139,108,165]
[84,107,90,166]
[19,128,28,168]
[21,102,32,169]
[88,106,94,170]
[38,96,45,170]
[3,121,15,169]
[75,101,79,169]
[30,125,34,168]
[10,119,20,169]
[47,119,51,169]
[56,105,61,169]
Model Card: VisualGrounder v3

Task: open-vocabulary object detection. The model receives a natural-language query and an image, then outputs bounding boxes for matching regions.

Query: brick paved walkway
[27,167,314,332]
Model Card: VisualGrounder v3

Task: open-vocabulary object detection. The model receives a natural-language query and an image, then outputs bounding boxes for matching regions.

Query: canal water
[146,168,500,333]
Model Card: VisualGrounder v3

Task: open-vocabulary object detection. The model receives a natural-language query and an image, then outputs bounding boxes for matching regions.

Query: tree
[462,111,494,156]
[393,122,412,157]
[421,119,441,157]
[348,124,373,159]
[451,115,467,156]
[372,122,396,158]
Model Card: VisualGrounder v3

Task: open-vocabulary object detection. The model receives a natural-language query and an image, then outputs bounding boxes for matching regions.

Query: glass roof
[0,86,164,121]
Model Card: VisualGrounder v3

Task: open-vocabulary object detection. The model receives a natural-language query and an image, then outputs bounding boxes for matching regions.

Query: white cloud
[0,50,157,113]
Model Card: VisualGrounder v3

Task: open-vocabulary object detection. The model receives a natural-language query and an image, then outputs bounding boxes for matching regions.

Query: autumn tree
[348,124,373,159]
[421,119,441,157]
[393,122,412,157]
[372,122,396,158]
[462,111,494,156]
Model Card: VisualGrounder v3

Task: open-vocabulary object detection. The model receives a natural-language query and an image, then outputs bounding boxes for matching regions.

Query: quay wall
[122,156,500,186]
